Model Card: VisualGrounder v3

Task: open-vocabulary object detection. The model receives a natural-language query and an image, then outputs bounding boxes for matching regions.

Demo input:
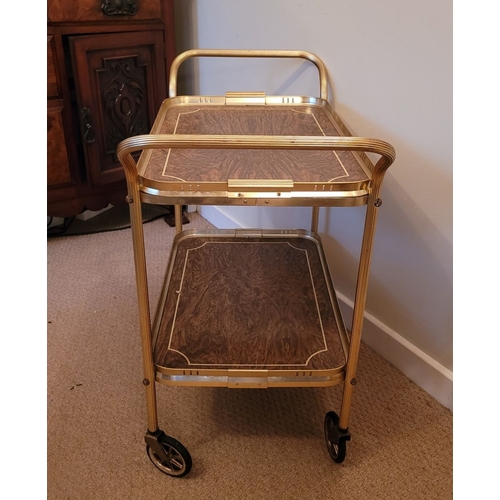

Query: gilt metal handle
[101,0,137,16]
[168,49,329,101]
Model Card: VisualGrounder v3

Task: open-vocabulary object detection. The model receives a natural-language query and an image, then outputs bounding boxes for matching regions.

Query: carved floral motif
[100,58,149,155]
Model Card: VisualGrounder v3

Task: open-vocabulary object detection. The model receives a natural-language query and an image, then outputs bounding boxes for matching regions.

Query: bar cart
[116,49,395,477]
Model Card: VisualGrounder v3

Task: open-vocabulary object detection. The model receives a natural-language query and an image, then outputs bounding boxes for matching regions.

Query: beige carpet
[47,211,452,500]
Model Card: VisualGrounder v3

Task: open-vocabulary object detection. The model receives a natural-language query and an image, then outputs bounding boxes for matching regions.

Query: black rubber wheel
[146,435,192,477]
[324,411,347,463]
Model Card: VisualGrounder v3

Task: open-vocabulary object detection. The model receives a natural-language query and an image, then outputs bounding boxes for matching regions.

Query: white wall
[174,0,453,408]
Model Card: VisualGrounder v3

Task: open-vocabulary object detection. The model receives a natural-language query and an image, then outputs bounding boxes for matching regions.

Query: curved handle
[117,134,395,182]
[168,49,329,101]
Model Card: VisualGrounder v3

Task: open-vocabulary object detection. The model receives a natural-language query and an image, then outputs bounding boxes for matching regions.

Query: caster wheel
[324,411,348,463]
[146,434,192,477]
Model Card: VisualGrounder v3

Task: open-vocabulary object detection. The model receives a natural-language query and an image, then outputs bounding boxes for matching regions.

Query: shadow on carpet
[47,204,190,237]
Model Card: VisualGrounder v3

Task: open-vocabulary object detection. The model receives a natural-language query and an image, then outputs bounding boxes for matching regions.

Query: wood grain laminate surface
[143,105,370,186]
[154,235,346,372]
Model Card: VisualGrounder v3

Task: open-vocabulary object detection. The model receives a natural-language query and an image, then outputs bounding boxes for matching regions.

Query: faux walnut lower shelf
[152,229,349,388]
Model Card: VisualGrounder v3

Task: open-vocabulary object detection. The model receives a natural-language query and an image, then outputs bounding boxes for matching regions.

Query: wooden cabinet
[47,0,176,217]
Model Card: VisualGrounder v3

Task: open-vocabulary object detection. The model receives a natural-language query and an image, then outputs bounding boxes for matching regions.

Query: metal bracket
[225,91,266,105]
[228,179,293,190]
[228,369,269,388]
[145,430,169,462]
[327,423,351,446]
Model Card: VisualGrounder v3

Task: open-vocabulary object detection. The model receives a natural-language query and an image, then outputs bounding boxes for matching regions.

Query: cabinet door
[70,31,166,186]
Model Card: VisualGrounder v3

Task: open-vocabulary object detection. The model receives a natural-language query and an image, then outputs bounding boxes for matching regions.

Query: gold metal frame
[116,49,395,437]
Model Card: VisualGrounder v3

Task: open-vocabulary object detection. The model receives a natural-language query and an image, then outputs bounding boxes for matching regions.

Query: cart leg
[311,206,319,233]
[174,204,183,234]
[338,193,381,430]
[127,190,160,433]
[325,189,384,463]
[121,151,193,476]
[126,188,192,476]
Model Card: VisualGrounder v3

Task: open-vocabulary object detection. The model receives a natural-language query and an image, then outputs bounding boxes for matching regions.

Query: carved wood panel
[98,57,150,156]
[70,31,166,186]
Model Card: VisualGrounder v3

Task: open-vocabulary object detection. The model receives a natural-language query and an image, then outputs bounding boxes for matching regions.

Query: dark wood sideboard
[47,0,176,217]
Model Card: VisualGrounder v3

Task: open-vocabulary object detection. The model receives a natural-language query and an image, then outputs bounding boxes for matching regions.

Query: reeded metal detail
[117,134,395,171]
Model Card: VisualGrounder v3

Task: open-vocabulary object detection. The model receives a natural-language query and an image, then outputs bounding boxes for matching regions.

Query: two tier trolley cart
[117,49,395,477]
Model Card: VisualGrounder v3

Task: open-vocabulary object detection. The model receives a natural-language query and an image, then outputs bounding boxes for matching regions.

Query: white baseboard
[198,205,250,228]
[198,205,453,411]
[336,293,452,411]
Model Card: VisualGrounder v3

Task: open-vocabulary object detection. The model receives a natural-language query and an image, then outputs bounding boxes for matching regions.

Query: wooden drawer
[47,0,162,22]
